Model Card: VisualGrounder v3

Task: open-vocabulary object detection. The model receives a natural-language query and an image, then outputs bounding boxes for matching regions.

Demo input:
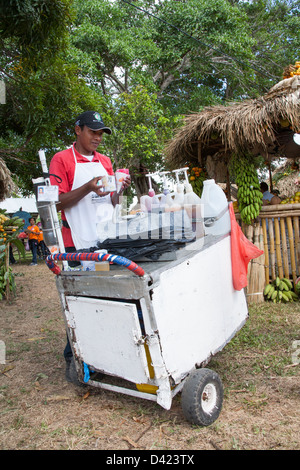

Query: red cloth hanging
[229,203,264,291]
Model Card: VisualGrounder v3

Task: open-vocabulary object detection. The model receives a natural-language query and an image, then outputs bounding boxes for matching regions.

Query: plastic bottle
[159,171,170,209]
[184,183,204,237]
[146,173,160,211]
[172,168,189,210]
[164,186,183,212]
[158,171,181,212]
[165,192,175,208]
[173,183,184,207]
[140,194,152,212]
[149,188,160,208]
[184,183,202,205]
[200,179,231,236]
[112,204,122,223]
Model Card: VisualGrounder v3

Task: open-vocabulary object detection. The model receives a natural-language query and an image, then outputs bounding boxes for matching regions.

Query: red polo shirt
[49,144,114,248]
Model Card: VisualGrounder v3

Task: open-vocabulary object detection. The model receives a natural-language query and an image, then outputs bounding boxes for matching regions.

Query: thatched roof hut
[165,75,300,182]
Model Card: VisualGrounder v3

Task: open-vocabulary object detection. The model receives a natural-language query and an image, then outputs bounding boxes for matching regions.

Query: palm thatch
[0,158,16,202]
[165,76,300,174]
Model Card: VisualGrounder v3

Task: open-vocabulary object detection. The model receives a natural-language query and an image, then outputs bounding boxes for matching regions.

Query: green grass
[209,301,300,390]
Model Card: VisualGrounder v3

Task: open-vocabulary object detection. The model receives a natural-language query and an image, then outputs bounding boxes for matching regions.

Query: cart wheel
[181,368,223,426]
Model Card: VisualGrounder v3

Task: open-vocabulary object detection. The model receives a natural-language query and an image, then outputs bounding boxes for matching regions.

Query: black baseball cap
[75,111,112,134]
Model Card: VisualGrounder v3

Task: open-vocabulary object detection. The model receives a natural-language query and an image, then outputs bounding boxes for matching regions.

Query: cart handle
[45,252,145,277]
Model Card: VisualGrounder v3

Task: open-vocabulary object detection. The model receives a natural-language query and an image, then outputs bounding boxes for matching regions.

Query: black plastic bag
[96,237,194,261]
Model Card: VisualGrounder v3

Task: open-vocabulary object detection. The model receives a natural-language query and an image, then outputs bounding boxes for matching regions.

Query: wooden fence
[236,203,300,303]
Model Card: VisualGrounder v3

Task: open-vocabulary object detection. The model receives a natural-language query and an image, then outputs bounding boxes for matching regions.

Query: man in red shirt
[50,111,130,254]
[49,111,131,379]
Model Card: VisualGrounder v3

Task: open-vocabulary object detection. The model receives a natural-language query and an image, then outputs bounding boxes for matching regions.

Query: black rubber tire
[181,368,223,426]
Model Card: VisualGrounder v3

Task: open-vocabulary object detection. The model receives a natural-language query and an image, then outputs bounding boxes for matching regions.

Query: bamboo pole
[245,223,264,303]
[245,224,253,297]
[260,210,300,218]
[280,217,289,278]
[258,225,265,301]
[286,216,297,284]
[251,223,264,303]
[293,216,300,274]
[261,218,269,285]
[251,223,260,297]
[274,217,283,278]
[260,203,300,212]
[268,219,276,280]
[239,205,299,289]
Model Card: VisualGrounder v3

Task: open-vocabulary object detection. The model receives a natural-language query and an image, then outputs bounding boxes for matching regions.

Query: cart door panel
[150,236,248,382]
[64,296,150,383]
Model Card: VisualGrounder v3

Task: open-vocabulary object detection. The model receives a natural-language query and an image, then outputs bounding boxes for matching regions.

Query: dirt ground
[0,260,299,451]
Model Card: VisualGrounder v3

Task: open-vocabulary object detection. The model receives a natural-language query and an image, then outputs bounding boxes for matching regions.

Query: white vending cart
[48,232,248,427]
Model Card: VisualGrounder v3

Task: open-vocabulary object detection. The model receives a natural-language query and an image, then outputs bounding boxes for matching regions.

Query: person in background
[37,222,49,259]
[26,217,40,266]
[272,189,281,198]
[9,245,16,264]
[260,182,281,205]
[49,110,131,382]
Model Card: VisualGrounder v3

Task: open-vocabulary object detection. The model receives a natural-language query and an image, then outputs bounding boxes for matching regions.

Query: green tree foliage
[239,0,300,94]
[0,0,106,193]
[71,0,256,110]
[0,0,299,194]
[103,86,180,197]
[145,0,256,107]
[70,0,299,109]
[0,0,72,45]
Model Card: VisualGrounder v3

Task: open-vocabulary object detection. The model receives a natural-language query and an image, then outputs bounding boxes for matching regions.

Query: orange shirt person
[25,217,40,265]
[37,222,48,259]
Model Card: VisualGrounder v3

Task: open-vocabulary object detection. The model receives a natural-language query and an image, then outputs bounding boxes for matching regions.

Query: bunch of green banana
[295,281,300,297]
[229,154,263,224]
[263,276,298,303]
[0,210,24,231]
[3,215,24,228]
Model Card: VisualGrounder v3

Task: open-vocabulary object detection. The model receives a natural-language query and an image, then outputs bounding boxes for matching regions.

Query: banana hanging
[229,154,263,224]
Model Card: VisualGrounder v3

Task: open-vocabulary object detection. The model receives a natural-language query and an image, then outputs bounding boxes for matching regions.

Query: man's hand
[111,175,131,207]
[57,174,131,211]
[118,175,131,194]
[58,176,110,211]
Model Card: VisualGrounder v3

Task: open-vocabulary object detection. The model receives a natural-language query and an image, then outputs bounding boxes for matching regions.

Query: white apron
[64,145,114,250]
